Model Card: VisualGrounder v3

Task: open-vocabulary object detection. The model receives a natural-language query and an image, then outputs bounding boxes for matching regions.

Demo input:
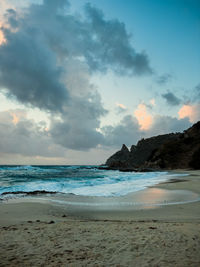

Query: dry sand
[0,170,200,266]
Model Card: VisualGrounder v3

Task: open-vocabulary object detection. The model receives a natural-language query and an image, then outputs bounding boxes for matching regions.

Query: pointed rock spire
[130,145,136,153]
[121,144,129,152]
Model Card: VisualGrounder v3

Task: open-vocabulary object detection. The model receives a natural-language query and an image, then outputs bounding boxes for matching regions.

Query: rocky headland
[104,121,200,171]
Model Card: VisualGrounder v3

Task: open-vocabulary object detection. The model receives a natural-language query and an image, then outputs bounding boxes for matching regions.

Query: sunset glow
[134,104,153,130]
[10,112,19,125]
[0,23,6,45]
[178,105,196,123]
[116,102,127,110]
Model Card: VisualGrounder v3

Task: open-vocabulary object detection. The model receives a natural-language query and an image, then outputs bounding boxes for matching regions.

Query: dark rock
[104,121,200,170]
[121,144,129,152]
[98,165,110,170]
[118,168,137,172]
[147,121,200,169]
[2,190,57,196]
[189,148,200,169]
[130,145,136,152]
[137,167,159,172]
[129,133,180,167]
[105,133,180,170]
[106,144,130,168]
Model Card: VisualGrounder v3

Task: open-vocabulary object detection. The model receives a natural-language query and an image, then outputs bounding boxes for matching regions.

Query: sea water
[0,165,186,199]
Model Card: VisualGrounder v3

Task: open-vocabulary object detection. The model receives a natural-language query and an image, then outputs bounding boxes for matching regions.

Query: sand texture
[0,170,200,266]
[0,220,200,267]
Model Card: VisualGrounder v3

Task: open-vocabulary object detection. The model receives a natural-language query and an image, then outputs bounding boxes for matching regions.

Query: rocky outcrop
[105,121,200,170]
[106,144,130,169]
[145,121,200,170]
[128,133,180,168]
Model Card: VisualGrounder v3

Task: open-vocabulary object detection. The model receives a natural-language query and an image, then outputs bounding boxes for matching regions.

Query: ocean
[0,165,185,200]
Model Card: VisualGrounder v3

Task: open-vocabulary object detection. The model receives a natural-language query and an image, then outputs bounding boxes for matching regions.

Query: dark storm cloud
[84,4,152,75]
[0,0,152,151]
[162,92,181,106]
[0,0,152,112]
[0,28,68,112]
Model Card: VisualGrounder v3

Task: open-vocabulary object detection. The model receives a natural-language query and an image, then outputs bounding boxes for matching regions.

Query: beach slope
[0,170,200,266]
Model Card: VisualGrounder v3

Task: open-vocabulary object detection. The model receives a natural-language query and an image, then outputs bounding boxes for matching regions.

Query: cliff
[146,121,200,170]
[105,121,200,170]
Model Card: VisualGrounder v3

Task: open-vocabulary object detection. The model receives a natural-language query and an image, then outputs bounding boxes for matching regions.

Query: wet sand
[0,170,200,266]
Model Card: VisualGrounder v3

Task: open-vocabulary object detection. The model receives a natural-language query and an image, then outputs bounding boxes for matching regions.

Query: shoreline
[0,170,200,266]
[0,169,200,223]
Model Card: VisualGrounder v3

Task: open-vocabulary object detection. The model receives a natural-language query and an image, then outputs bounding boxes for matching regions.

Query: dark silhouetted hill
[105,121,200,171]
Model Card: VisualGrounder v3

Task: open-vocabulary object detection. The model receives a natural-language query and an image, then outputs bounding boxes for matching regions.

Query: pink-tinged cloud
[134,103,153,130]
[116,102,127,110]
[9,110,27,125]
[10,112,19,125]
[178,104,200,123]
[0,23,6,45]
[0,0,13,45]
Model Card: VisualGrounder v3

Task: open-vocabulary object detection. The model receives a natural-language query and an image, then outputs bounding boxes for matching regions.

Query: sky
[0,0,199,165]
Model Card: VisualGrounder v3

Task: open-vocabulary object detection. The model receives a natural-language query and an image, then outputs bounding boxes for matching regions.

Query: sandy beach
[0,170,200,266]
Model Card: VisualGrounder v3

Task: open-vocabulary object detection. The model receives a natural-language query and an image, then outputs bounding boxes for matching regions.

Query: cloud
[156,73,172,85]
[101,113,192,148]
[134,103,153,130]
[9,109,26,125]
[149,99,155,106]
[48,56,107,151]
[148,115,191,136]
[102,115,141,147]
[50,91,107,150]
[0,8,69,112]
[84,3,152,75]
[178,104,200,123]
[162,91,181,106]
[0,110,65,157]
[178,83,200,106]
[115,102,127,114]
[0,108,194,158]
[0,0,197,162]
[194,83,200,101]
[0,0,152,111]
[0,0,153,152]
[0,22,6,45]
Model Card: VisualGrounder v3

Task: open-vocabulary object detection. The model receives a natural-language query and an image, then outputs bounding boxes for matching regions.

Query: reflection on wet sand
[125,188,200,209]
[4,188,200,211]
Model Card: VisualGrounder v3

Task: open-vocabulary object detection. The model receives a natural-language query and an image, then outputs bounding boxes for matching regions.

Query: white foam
[0,168,189,197]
